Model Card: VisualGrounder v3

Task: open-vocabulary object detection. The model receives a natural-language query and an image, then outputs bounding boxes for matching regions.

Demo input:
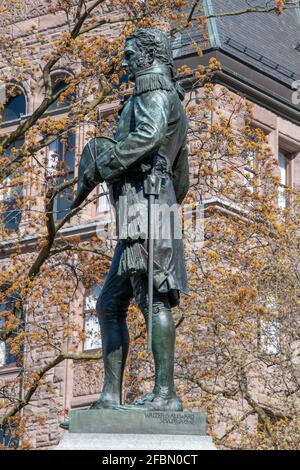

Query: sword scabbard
[144,174,162,351]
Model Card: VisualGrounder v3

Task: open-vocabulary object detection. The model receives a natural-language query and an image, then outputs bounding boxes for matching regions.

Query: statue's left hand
[94,147,126,183]
[70,159,104,211]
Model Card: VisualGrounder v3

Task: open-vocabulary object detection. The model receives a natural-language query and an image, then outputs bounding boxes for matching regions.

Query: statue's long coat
[80,82,190,302]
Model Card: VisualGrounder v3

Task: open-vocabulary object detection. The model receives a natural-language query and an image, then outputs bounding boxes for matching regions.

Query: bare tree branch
[216,410,256,443]
[0,350,102,427]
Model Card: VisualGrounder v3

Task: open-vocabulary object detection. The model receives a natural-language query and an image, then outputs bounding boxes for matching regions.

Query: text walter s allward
[101,454,198,466]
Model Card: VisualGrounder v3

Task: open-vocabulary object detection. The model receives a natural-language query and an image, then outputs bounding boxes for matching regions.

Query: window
[0,88,26,231]
[0,139,24,231]
[0,341,5,367]
[258,298,280,355]
[0,425,19,449]
[0,338,17,367]
[278,150,289,209]
[97,182,110,214]
[49,131,76,221]
[0,176,23,231]
[1,90,26,123]
[46,75,76,221]
[0,298,19,367]
[260,319,280,355]
[48,79,75,111]
[83,284,102,351]
[243,150,255,193]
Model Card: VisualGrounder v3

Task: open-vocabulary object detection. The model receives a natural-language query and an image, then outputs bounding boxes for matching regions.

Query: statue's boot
[89,345,125,409]
[89,313,129,410]
[119,307,183,412]
[60,314,129,428]
[141,306,182,410]
[124,388,182,411]
[130,390,157,406]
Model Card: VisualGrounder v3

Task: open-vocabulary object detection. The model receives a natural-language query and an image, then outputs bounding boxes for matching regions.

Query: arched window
[48,76,75,111]
[83,284,102,351]
[2,89,26,122]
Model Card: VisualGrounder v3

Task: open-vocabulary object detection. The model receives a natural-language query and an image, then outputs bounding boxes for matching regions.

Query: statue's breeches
[97,241,172,321]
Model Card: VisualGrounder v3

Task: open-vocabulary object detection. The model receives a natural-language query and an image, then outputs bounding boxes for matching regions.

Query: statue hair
[126,28,174,69]
[126,28,185,100]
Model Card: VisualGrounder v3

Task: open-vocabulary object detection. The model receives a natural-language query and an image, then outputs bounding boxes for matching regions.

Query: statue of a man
[72,28,189,412]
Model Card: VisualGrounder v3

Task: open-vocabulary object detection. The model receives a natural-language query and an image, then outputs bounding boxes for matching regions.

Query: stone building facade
[0,0,299,449]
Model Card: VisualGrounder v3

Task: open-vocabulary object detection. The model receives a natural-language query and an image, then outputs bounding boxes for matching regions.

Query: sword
[144,173,162,352]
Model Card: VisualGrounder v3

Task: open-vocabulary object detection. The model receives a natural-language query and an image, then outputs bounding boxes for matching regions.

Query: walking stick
[145,173,161,352]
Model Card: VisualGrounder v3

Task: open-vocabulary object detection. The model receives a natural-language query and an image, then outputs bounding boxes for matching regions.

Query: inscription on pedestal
[144,412,195,426]
[69,409,206,436]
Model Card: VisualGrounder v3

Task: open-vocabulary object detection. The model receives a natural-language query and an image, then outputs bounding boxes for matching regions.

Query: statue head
[122,28,174,80]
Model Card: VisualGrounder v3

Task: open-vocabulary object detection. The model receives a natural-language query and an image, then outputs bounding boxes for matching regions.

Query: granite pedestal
[56,409,216,450]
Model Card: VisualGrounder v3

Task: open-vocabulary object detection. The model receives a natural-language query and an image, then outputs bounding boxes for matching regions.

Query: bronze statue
[71,28,189,413]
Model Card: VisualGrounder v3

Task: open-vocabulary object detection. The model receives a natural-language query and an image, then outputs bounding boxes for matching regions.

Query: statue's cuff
[99,150,128,182]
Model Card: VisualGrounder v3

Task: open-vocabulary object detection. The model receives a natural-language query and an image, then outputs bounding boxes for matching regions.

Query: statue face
[122,39,152,80]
